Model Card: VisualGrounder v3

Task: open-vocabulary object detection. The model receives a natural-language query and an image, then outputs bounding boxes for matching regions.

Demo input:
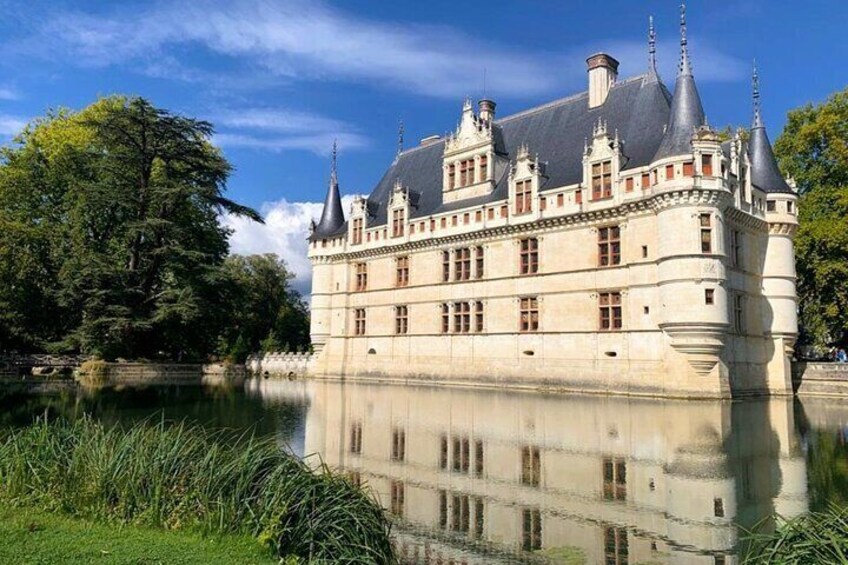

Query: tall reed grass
[0,417,395,564]
[743,506,848,564]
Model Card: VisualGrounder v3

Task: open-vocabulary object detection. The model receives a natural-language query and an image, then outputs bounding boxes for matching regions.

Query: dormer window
[515,179,532,215]
[442,98,501,203]
[392,208,405,238]
[352,218,363,245]
[592,161,612,200]
[459,159,474,187]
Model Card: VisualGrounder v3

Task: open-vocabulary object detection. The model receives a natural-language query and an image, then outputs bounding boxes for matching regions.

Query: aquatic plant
[743,506,848,564]
[0,417,395,564]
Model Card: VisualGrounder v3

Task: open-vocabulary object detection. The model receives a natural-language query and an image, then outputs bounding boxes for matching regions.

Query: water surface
[4,379,847,564]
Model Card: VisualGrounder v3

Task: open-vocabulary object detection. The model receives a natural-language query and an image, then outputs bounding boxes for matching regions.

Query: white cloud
[0,87,20,101]
[0,114,27,136]
[222,194,358,295]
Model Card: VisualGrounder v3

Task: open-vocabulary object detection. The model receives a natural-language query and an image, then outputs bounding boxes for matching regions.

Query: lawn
[0,506,276,564]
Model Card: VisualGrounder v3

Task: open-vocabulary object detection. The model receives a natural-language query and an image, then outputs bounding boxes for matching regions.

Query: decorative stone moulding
[660,322,728,375]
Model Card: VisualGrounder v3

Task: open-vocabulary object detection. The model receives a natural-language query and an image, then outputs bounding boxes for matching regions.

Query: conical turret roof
[313,141,346,237]
[749,64,793,194]
[652,4,705,162]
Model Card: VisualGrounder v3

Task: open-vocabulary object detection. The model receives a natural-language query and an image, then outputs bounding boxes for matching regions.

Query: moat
[4,379,847,564]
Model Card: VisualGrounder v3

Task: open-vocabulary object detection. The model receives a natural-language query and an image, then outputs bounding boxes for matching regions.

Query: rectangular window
[521,446,541,487]
[683,161,694,177]
[520,297,539,332]
[441,304,450,334]
[441,217,447,228]
[767,200,776,212]
[487,208,494,220]
[451,494,470,533]
[475,440,484,477]
[665,164,675,180]
[463,212,470,225]
[592,160,613,200]
[409,223,415,235]
[354,308,366,336]
[392,208,405,238]
[390,480,404,517]
[451,215,457,226]
[352,218,363,245]
[430,218,436,231]
[439,435,448,470]
[454,248,471,281]
[714,497,724,518]
[733,294,745,334]
[540,196,546,211]
[625,177,634,192]
[355,262,368,292]
[439,490,448,529]
[479,155,488,181]
[350,422,362,454]
[603,457,627,500]
[641,172,650,189]
[474,498,485,539]
[453,302,471,333]
[575,188,583,204]
[599,292,623,331]
[522,509,542,551]
[729,229,741,268]
[442,251,451,282]
[475,301,484,333]
[460,159,473,186]
[787,201,794,214]
[475,210,482,222]
[515,179,533,214]
[395,305,408,335]
[700,213,713,253]
[475,246,484,279]
[500,204,508,218]
[396,256,409,287]
[391,428,406,462]
[702,154,713,176]
[519,238,539,275]
[604,526,629,565]
[557,193,564,207]
[453,437,470,473]
[448,163,456,189]
[705,289,715,305]
[598,226,621,267]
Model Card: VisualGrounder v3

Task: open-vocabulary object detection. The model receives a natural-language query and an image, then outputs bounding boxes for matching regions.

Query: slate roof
[749,107,793,194]
[363,73,672,228]
[311,172,346,239]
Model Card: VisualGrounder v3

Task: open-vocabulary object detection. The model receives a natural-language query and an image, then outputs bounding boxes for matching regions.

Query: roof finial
[330,139,338,183]
[752,59,763,128]
[482,67,487,99]
[648,15,657,74]
[397,120,404,155]
[679,2,691,75]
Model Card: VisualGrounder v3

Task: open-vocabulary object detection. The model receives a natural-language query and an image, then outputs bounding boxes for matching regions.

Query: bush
[0,417,395,564]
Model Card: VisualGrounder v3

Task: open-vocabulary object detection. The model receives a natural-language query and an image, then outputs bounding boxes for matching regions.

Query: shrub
[0,417,395,564]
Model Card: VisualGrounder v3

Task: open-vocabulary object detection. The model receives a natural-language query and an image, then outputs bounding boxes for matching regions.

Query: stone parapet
[793,362,848,396]
[246,352,314,378]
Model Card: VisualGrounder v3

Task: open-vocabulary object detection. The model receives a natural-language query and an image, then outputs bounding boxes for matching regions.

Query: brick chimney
[587,53,619,108]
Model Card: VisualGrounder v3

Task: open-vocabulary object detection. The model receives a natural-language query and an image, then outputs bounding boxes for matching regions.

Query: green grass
[743,506,848,564]
[0,506,275,564]
[0,417,395,564]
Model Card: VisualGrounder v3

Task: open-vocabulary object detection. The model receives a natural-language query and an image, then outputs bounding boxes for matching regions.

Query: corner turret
[312,141,346,239]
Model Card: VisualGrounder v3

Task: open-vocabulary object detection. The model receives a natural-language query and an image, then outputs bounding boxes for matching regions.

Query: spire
[679,3,691,75]
[752,60,763,128]
[648,15,658,75]
[749,64,793,193]
[313,139,346,237]
[652,2,705,161]
[397,119,404,156]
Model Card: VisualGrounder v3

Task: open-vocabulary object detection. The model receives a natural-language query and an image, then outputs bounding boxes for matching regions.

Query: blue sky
[0,0,845,290]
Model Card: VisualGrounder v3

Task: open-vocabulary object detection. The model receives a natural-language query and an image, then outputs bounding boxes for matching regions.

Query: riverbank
[0,417,395,563]
[0,506,275,564]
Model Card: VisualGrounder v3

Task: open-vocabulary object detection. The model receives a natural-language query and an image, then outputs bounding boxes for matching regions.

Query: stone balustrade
[793,362,848,396]
[245,352,314,378]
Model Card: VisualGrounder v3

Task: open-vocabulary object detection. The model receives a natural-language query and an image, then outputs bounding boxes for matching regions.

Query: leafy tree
[775,88,848,347]
[0,96,264,359]
[219,254,309,362]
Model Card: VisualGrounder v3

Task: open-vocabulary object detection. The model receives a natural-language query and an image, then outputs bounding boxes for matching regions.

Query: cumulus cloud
[0,87,20,101]
[222,194,358,295]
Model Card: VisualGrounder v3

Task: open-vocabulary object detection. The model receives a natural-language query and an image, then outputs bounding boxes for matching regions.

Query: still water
[3,379,848,564]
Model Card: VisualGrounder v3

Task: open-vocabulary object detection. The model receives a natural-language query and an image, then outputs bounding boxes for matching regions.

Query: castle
[306,7,798,399]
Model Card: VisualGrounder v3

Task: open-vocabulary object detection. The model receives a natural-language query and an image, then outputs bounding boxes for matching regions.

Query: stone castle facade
[306,8,798,399]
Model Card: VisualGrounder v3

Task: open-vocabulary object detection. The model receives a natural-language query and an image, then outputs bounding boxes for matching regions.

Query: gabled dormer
[583,119,625,202]
[348,195,368,246]
[509,144,547,221]
[388,179,415,239]
[443,98,505,204]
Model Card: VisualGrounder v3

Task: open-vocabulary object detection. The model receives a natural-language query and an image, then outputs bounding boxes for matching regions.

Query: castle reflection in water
[247,380,815,564]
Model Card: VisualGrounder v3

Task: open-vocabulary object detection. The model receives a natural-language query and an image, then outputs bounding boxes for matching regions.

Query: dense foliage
[775,88,848,348]
[0,96,308,360]
[0,417,395,564]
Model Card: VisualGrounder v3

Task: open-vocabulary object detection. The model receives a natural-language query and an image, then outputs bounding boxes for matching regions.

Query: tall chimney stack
[586,53,619,108]
[478,99,496,125]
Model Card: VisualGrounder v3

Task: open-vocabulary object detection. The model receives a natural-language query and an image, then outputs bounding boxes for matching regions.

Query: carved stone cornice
[768,222,798,236]
[724,205,768,232]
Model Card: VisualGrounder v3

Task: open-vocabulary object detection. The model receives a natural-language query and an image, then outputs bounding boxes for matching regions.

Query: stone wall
[793,362,848,396]
[246,352,314,378]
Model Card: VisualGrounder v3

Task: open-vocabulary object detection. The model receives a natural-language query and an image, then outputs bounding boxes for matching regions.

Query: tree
[775,88,848,347]
[0,96,263,359]
[218,254,309,362]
